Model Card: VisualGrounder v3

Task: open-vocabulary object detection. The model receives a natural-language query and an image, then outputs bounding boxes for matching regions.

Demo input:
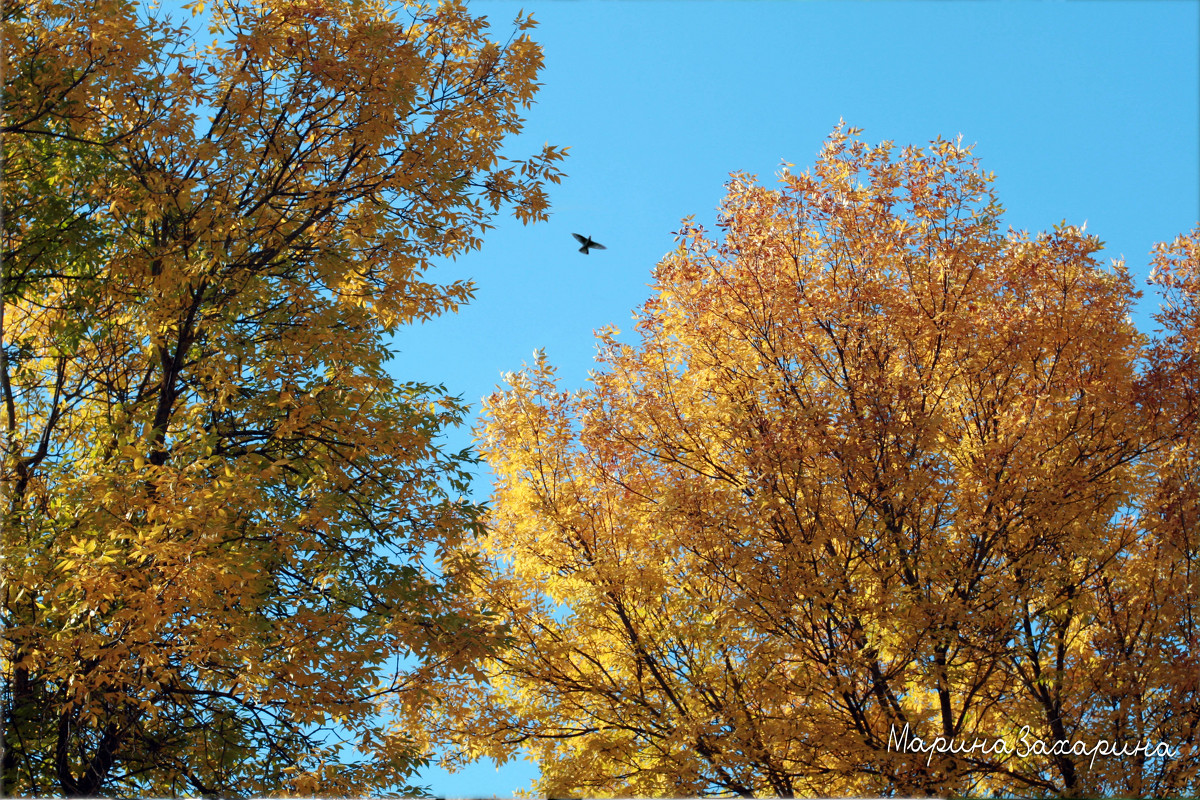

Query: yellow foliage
[421,130,1199,797]
[1,0,560,793]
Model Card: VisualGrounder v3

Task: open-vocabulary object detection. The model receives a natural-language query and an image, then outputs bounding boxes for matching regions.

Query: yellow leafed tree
[426,128,1198,797]
[1,0,563,794]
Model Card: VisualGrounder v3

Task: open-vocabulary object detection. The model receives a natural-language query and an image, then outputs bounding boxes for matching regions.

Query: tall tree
[425,128,1198,797]
[1,0,563,794]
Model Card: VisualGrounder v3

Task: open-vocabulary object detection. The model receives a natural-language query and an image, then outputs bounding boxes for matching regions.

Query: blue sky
[392,1,1199,795]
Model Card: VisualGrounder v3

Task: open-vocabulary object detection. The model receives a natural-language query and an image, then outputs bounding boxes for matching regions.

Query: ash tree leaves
[4,0,1196,793]
[1,0,562,795]
[419,127,1200,798]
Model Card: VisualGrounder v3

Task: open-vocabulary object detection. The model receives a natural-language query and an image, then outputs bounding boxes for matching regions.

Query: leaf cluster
[425,128,1199,798]
[1,0,561,794]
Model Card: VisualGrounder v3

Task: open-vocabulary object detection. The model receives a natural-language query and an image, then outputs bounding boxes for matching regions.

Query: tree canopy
[1,0,563,794]
[425,128,1199,798]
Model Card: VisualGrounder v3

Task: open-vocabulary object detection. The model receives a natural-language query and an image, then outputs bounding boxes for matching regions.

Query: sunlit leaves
[422,128,1198,798]
[1,0,560,794]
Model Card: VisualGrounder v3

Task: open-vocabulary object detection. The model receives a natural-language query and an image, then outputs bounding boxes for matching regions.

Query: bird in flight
[573,233,606,255]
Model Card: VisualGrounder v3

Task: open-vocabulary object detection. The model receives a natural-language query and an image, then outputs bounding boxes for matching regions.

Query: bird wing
[589,241,606,250]
[572,233,588,245]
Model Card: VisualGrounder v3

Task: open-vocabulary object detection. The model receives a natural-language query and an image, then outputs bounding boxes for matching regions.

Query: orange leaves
[1148,226,1200,371]
[422,128,1200,798]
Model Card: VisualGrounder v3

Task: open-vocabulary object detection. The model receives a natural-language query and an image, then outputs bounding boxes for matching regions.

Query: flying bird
[572,233,606,255]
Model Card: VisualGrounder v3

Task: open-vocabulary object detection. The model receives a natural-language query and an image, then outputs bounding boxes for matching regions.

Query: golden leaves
[3,0,557,793]
[422,129,1199,798]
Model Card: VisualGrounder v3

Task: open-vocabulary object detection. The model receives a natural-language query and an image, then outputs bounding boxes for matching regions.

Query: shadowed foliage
[1,0,563,794]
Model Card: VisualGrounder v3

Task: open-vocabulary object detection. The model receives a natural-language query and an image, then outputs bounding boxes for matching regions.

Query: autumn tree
[0,0,563,793]
[424,128,1199,797]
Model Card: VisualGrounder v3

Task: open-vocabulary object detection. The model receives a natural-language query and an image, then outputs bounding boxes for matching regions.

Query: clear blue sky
[393,1,1199,795]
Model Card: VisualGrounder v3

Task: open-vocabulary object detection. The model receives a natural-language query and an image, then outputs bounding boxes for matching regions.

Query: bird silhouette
[572,233,606,255]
